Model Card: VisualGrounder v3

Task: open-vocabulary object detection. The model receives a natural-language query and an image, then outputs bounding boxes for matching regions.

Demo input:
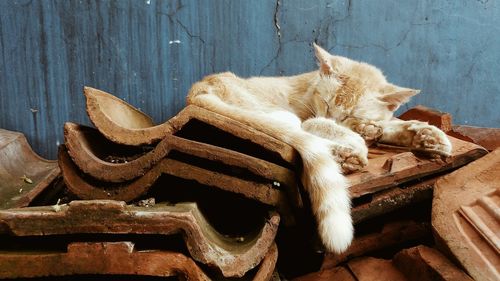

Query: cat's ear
[379,88,420,111]
[313,43,336,76]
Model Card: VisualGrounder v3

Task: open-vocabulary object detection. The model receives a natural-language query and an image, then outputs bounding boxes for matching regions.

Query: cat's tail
[187,92,353,253]
[292,137,354,253]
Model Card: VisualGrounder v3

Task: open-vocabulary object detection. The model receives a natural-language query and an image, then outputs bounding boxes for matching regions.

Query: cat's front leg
[377,119,452,156]
[342,117,384,144]
[302,117,368,173]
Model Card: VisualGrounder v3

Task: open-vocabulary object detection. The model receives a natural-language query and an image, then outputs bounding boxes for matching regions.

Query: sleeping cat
[186,43,452,253]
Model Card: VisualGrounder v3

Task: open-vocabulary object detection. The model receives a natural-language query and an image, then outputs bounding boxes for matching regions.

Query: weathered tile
[348,257,409,281]
[393,245,473,281]
[398,105,453,132]
[0,200,280,278]
[0,129,60,209]
[322,220,430,269]
[449,125,500,151]
[85,87,297,165]
[432,149,500,281]
[59,146,290,211]
[0,241,278,281]
[348,136,487,198]
[351,178,435,224]
[64,122,296,187]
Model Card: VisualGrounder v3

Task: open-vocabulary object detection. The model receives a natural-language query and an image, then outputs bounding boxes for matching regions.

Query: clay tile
[0,241,279,281]
[398,105,453,132]
[393,245,473,281]
[322,220,430,269]
[0,200,280,278]
[58,145,291,213]
[348,136,487,198]
[84,87,297,166]
[63,122,297,191]
[0,128,60,209]
[432,148,500,281]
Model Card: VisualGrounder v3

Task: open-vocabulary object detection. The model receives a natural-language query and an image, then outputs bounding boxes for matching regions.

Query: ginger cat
[186,43,452,253]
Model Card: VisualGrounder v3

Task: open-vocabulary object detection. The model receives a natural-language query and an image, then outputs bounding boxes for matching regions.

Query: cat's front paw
[351,121,383,143]
[410,124,452,156]
[334,144,369,174]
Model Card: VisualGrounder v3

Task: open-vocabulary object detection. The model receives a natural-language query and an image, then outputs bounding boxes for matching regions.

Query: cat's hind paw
[410,124,452,157]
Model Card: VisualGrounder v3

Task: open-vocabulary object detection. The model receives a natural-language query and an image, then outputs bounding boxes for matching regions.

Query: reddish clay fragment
[351,178,435,224]
[0,200,280,278]
[449,125,500,151]
[348,257,409,281]
[0,241,279,281]
[432,149,500,281]
[85,87,297,165]
[348,136,487,198]
[0,129,60,209]
[398,105,453,132]
[322,220,430,269]
[393,245,473,281]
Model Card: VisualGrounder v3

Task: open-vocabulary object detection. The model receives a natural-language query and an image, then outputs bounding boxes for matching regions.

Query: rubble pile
[0,88,496,280]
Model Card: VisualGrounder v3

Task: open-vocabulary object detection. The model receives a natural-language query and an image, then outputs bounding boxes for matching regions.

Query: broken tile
[85,87,298,166]
[0,200,280,278]
[393,245,473,281]
[347,257,409,281]
[322,220,430,269]
[0,129,60,209]
[432,148,500,281]
[398,105,453,132]
[351,178,435,224]
[0,241,278,281]
[449,125,500,151]
[348,136,487,198]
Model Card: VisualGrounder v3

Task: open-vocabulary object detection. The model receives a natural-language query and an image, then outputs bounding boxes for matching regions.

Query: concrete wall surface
[0,0,498,158]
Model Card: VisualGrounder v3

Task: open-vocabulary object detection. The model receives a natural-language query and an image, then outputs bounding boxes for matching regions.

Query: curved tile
[84,87,297,165]
[0,129,60,209]
[64,122,296,190]
[0,242,278,281]
[59,146,287,208]
[0,200,280,278]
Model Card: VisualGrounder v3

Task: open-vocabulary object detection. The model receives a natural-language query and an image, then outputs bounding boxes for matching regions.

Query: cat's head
[312,43,420,121]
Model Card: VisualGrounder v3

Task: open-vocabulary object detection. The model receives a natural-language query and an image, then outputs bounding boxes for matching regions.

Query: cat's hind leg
[302,117,368,173]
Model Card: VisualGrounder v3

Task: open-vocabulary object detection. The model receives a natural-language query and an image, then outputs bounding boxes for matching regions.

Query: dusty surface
[0,129,60,209]
[0,200,280,278]
[432,148,500,281]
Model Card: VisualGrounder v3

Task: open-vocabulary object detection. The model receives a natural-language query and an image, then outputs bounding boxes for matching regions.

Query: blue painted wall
[1,0,498,158]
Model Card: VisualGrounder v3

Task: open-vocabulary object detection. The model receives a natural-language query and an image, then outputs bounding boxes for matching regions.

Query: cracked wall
[0,0,498,158]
